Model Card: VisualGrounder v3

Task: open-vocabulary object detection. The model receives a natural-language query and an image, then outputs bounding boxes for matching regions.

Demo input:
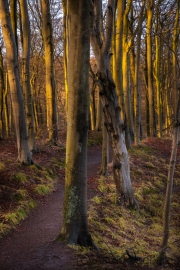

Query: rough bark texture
[0,0,33,165]
[58,0,93,245]
[90,0,137,208]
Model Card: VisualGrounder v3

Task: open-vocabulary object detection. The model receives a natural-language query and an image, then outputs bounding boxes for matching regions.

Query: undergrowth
[85,142,180,268]
[0,154,62,238]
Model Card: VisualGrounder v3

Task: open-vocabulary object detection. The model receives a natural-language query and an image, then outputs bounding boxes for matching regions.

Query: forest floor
[0,131,180,269]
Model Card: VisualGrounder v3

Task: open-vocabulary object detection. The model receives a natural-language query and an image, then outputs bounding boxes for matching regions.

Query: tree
[158,94,180,263]
[58,0,93,245]
[90,0,137,208]
[0,0,33,165]
[19,0,36,152]
[41,0,59,145]
[146,0,156,136]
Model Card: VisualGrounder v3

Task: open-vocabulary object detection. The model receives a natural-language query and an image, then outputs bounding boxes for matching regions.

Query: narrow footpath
[0,146,102,270]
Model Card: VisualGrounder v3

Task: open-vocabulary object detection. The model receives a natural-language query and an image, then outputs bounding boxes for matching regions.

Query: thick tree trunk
[19,0,36,152]
[59,0,93,246]
[99,69,137,207]
[0,0,33,165]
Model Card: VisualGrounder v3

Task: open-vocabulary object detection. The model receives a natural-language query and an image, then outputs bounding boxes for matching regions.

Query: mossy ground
[0,133,180,269]
[74,137,180,269]
[0,134,66,238]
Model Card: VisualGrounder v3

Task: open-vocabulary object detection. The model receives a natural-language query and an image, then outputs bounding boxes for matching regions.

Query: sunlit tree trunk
[4,72,10,137]
[154,17,162,138]
[19,0,36,152]
[91,0,138,208]
[122,0,133,149]
[41,0,59,144]
[62,0,69,113]
[172,1,179,111]
[59,0,93,245]
[0,0,33,165]
[146,0,156,136]
[0,47,4,138]
[113,0,125,122]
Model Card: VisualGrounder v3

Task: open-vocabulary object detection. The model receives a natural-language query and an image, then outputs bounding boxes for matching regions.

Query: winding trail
[0,146,102,270]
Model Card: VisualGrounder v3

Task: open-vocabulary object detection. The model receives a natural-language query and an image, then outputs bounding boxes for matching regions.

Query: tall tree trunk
[19,0,36,152]
[62,0,69,113]
[41,0,59,144]
[134,1,145,144]
[172,1,179,111]
[0,0,33,165]
[146,0,156,136]
[122,0,133,149]
[113,0,125,122]
[91,0,137,208]
[154,29,162,137]
[0,47,4,138]
[10,0,18,52]
[59,0,93,245]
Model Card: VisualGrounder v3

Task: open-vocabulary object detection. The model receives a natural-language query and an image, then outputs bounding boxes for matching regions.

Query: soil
[0,143,103,270]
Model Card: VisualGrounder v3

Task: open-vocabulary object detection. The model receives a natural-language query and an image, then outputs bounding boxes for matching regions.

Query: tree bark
[58,0,93,246]
[101,114,109,176]
[91,0,137,208]
[0,0,33,165]
[41,0,59,144]
[19,0,36,152]
[146,0,156,136]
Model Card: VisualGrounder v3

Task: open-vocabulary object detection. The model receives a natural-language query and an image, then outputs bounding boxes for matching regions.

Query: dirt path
[0,146,103,270]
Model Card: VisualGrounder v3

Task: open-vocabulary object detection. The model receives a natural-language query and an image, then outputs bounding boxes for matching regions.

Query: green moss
[66,186,77,224]
[12,172,27,183]
[34,184,51,195]
[144,162,155,169]
[0,162,5,171]
[13,189,28,201]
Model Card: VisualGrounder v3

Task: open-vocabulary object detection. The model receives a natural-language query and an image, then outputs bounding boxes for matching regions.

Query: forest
[0,0,180,269]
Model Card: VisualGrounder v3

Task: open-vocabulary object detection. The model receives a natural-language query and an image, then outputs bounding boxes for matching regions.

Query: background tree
[0,0,33,165]
[41,0,59,145]
[90,0,138,208]
[19,0,36,152]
